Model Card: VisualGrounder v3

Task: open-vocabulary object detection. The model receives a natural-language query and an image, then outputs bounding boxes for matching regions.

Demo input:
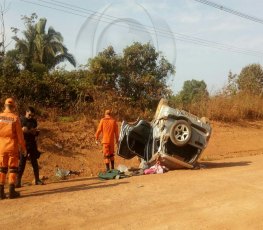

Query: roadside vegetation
[0,14,262,122]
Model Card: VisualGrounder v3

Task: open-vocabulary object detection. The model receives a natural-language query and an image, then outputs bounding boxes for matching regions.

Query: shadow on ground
[20,178,129,198]
[200,161,251,169]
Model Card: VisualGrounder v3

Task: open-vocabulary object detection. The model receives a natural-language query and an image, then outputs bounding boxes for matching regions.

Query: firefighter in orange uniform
[95,110,119,171]
[0,98,26,199]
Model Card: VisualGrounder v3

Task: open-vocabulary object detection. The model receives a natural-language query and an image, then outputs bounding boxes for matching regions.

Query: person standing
[0,98,26,199]
[95,110,119,171]
[16,106,43,188]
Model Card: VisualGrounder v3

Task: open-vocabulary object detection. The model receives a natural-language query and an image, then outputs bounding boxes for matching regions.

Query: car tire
[169,120,192,146]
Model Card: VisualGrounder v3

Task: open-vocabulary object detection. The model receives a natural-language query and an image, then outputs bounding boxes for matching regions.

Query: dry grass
[26,91,263,123]
[181,93,263,122]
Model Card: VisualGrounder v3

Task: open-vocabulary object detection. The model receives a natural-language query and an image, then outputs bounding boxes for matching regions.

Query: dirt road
[1,120,263,229]
[1,154,263,230]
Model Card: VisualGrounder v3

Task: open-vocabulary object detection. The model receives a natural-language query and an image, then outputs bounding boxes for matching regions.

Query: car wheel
[169,120,192,146]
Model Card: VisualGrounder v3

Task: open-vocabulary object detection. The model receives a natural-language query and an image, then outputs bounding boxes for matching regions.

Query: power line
[22,0,88,18]
[20,0,263,57]
[192,0,263,24]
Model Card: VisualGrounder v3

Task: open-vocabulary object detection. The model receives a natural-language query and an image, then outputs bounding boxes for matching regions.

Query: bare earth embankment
[1,120,263,230]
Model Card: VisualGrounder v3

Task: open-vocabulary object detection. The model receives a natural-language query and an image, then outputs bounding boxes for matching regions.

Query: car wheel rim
[174,124,190,142]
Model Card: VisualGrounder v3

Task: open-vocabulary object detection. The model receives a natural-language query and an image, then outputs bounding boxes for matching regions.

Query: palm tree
[13,15,76,71]
[34,18,76,69]
[12,20,36,71]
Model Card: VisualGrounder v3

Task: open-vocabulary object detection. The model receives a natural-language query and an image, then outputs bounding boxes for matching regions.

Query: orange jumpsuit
[95,115,119,164]
[0,109,26,185]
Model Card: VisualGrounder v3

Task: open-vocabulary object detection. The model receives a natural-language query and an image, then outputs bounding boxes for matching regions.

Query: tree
[178,79,209,105]
[1,49,19,76]
[88,46,121,90]
[237,63,263,95]
[120,42,175,101]
[34,18,76,69]
[88,42,175,105]
[11,13,37,71]
[12,14,76,71]
[222,71,238,96]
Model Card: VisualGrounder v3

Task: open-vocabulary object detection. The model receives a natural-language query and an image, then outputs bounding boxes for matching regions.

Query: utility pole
[0,0,11,76]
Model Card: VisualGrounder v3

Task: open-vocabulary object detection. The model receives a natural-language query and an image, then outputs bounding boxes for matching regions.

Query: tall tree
[120,42,175,101]
[12,14,76,71]
[221,71,238,96]
[12,13,37,71]
[179,79,209,105]
[237,63,263,95]
[34,18,76,69]
[88,46,121,89]
[88,42,175,103]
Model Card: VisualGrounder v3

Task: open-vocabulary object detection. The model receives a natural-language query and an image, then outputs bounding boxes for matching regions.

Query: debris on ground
[144,159,169,175]
[117,164,128,173]
[144,163,168,174]
[98,169,127,180]
[55,165,81,180]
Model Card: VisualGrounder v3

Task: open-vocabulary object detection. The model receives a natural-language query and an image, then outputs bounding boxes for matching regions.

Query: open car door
[117,120,152,160]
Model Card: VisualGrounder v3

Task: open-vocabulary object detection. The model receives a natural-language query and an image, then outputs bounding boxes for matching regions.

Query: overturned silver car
[117,99,212,169]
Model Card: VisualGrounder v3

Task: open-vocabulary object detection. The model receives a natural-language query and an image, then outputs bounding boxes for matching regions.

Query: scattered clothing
[117,164,128,173]
[144,161,168,175]
[98,169,121,180]
[125,168,144,176]
[139,159,149,170]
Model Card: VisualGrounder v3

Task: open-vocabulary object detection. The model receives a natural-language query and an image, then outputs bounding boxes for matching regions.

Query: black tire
[169,120,192,146]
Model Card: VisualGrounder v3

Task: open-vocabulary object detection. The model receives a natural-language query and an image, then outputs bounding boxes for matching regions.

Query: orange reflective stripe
[0,116,15,123]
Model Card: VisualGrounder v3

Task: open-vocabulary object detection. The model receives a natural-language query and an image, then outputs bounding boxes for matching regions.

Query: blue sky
[3,0,263,94]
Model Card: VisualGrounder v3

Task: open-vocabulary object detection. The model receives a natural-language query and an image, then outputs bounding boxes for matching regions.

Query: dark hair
[26,106,35,114]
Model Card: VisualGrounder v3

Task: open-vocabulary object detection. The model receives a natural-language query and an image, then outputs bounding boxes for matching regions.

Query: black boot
[35,179,44,185]
[0,185,6,200]
[15,176,22,188]
[9,184,20,199]
[111,160,115,170]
